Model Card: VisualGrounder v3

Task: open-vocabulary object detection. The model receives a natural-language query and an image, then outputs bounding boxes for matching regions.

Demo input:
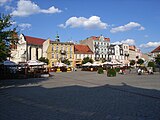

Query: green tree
[0,14,17,62]
[61,59,70,65]
[39,57,49,65]
[82,57,93,64]
[148,61,155,68]
[155,54,160,65]
[137,59,144,65]
[130,60,135,66]
[101,58,106,63]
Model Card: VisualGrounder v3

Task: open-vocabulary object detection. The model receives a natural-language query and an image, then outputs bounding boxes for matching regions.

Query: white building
[151,45,160,57]
[129,45,142,61]
[11,34,45,63]
[80,35,110,61]
[74,44,94,67]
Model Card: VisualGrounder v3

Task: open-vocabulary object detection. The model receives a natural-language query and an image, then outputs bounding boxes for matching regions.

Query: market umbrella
[3,60,17,66]
[27,60,46,66]
[82,62,92,66]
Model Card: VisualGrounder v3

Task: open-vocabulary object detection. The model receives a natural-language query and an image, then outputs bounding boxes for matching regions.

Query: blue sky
[1,0,160,53]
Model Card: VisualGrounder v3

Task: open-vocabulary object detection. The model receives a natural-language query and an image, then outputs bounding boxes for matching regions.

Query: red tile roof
[129,45,136,51]
[91,36,110,42]
[74,44,93,54]
[151,46,160,53]
[25,36,45,45]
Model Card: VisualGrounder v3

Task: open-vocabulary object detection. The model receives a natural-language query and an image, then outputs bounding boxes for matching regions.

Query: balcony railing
[60,50,66,55]
[124,53,129,56]
[94,44,99,48]
[95,51,99,54]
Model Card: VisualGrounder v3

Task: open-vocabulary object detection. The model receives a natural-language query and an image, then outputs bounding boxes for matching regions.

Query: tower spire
[55,32,60,42]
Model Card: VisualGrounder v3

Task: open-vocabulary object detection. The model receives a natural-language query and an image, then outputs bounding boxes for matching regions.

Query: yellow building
[47,35,74,67]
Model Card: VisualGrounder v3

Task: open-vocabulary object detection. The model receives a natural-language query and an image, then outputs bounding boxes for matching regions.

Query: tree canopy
[155,54,160,65]
[0,13,17,62]
[148,61,155,68]
[38,57,49,65]
[137,58,144,65]
[61,58,70,65]
[130,60,135,66]
[82,57,93,64]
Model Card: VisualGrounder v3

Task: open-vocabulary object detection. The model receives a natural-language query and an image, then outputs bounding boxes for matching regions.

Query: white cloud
[110,22,145,33]
[144,35,149,38]
[139,42,160,48]
[5,5,14,11]
[11,0,62,17]
[139,26,145,30]
[0,0,11,6]
[40,6,62,13]
[59,16,108,29]
[18,23,31,30]
[121,39,135,45]
[11,21,17,25]
[112,39,135,45]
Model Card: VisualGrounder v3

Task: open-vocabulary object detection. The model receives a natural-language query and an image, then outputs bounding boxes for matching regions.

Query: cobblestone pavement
[0,71,160,120]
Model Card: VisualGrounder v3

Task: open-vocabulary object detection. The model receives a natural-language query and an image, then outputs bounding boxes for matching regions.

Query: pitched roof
[91,36,110,42]
[25,36,45,45]
[85,36,110,42]
[129,45,136,51]
[151,46,160,53]
[74,44,93,54]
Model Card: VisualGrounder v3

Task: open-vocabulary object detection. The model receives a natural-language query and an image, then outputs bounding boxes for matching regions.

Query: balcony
[94,44,99,48]
[124,53,129,57]
[60,50,66,55]
[95,51,99,54]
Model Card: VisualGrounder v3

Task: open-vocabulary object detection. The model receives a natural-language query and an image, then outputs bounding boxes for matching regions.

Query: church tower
[55,33,60,42]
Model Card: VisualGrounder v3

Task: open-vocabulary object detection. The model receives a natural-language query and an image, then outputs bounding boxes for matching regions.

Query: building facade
[11,34,45,63]
[80,35,110,61]
[47,35,74,67]
[74,44,94,67]
[108,44,129,65]
[129,45,142,61]
[151,46,160,57]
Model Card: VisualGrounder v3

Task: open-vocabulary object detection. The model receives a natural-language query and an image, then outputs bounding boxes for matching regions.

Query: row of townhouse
[10,34,94,67]
[80,35,142,66]
[10,34,142,67]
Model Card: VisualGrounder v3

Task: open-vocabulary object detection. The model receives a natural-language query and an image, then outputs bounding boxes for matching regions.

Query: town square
[0,0,160,120]
[1,71,160,120]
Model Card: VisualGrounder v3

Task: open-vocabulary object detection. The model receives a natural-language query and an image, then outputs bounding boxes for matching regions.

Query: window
[116,50,118,54]
[70,46,72,52]
[52,53,54,58]
[56,54,58,59]
[36,48,38,60]
[52,62,54,66]
[66,46,68,51]
[56,46,58,51]
[52,46,54,51]
[29,47,32,60]
[70,54,72,58]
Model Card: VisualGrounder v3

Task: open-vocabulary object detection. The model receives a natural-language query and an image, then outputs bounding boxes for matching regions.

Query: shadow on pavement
[0,83,160,120]
[0,77,50,88]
